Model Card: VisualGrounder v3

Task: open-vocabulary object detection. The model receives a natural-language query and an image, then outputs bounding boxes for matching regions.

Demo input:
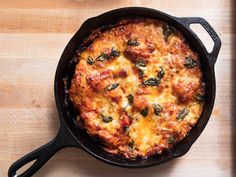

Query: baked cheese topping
[69,18,205,159]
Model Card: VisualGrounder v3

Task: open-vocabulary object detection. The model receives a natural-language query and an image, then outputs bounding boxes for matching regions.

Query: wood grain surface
[0,0,235,177]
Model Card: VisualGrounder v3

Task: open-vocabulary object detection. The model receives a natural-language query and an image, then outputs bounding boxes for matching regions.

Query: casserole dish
[8,7,221,177]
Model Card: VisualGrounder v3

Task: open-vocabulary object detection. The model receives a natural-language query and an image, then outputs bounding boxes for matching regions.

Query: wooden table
[0,0,235,177]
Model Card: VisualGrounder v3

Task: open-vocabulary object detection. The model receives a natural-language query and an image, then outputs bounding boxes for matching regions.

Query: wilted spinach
[127,39,140,46]
[153,103,163,116]
[144,77,161,86]
[184,56,198,68]
[127,94,134,105]
[163,24,176,40]
[136,59,146,67]
[128,139,135,149]
[100,114,113,123]
[110,48,121,58]
[168,135,176,145]
[140,107,149,117]
[86,56,94,65]
[157,67,165,79]
[104,83,119,91]
[177,108,189,120]
[96,53,109,61]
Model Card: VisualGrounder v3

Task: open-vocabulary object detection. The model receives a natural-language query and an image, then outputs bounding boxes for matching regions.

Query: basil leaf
[177,108,189,120]
[184,56,198,68]
[157,67,165,79]
[136,59,146,67]
[86,56,94,65]
[168,135,176,145]
[128,139,134,149]
[104,83,119,91]
[110,48,121,57]
[127,94,134,105]
[138,69,144,79]
[97,48,120,62]
[144,78,160,86]
[97,53,109,61]
[127,39,140,46]
[153,103,163,116]
[163,24,176,40]
[140,107,149,117]
[100,114,113,123]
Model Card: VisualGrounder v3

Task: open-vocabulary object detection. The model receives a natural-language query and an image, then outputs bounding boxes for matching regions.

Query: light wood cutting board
[0,0,235,177]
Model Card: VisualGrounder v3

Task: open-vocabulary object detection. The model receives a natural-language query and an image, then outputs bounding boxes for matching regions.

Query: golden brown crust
[69,18,205,159]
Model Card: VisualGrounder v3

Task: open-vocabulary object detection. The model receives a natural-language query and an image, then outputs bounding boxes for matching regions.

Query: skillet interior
[54,7,216,167]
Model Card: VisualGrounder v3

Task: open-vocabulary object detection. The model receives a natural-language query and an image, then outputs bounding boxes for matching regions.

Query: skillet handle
[177,17,221,65]
[8,124,79,177]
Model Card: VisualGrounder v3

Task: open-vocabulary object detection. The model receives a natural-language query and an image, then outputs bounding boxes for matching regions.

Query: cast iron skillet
[8,7,221,177]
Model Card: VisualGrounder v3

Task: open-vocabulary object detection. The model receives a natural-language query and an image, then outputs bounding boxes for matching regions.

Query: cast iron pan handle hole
[8,140,58,177]
[190,24,215,53]
[8,125,80,177]
[15,159,37,176]
[178,17,221,65]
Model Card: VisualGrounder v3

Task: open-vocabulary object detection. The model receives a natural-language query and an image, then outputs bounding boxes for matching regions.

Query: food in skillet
[69,18,205,159]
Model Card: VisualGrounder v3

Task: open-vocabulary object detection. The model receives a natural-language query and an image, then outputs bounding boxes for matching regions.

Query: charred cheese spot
[69,18,205,159]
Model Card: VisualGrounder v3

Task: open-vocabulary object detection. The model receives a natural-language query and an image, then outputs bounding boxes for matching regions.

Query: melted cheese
[69,18,205,159]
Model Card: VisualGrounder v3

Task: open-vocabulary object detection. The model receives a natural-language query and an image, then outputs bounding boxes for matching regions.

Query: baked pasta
[69,18,205,159]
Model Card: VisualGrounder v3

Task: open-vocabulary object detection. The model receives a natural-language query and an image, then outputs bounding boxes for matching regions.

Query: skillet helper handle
[8,125,79,177]
[177,17,221,65]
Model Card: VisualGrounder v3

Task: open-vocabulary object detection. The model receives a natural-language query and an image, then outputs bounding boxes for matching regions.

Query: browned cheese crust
[69,18,205,159]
